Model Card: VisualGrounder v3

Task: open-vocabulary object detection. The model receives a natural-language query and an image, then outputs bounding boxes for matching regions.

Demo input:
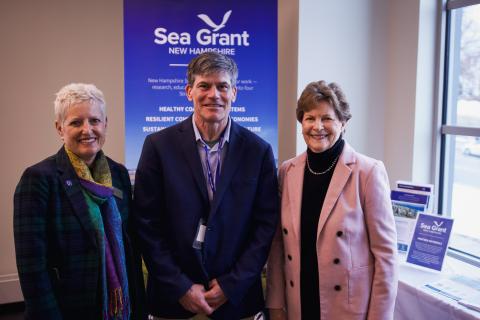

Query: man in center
[134,52,279,319]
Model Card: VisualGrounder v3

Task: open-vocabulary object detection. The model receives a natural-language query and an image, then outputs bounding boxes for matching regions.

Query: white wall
[297,0,390,161]
[278,0,300,163]
[385,0,439,186]
[0,0,299,304]
[298,0,438,189]
[0,0,125,304]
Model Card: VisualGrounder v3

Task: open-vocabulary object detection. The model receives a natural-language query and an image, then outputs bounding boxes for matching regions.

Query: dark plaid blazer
[14,147,145,320]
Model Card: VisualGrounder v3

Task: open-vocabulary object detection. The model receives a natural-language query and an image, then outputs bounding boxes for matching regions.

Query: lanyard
[203,137,224,194]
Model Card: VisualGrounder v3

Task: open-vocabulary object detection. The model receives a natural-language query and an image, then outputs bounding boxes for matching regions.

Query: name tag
[193,218,207,249]
[113,187,123,199]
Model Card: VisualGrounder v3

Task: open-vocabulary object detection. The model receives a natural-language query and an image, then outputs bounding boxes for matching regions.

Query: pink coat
[266,143,398,320]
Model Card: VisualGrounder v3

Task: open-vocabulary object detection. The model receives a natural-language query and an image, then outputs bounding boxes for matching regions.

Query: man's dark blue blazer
[134,116,279,319]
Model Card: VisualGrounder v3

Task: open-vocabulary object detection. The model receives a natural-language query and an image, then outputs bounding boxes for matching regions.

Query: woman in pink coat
[266,81,398,320]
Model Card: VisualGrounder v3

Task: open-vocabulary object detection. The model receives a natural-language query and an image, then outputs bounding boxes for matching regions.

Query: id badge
[112,186,123,199]
[193,218,207,249]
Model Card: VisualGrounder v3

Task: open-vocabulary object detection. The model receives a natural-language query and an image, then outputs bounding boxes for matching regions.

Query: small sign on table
[406,213,454,271]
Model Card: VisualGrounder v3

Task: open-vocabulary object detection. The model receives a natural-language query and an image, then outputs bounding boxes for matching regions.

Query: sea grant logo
[154,10,250,48]
[420,220,448,234]
[433,221,444,228]
[197,10,232,31]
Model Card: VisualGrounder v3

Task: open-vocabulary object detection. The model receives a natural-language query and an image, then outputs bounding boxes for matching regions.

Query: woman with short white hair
[14,83,145,319]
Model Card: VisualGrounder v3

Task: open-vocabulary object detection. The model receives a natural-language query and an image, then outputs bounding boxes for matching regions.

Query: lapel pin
[65,180,72,187]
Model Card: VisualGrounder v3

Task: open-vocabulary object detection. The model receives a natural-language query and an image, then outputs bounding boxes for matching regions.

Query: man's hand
[204,279,228,311]
[179,284,214,315]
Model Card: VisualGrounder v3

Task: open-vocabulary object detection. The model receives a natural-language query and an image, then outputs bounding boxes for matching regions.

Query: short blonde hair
[54,83,106,123]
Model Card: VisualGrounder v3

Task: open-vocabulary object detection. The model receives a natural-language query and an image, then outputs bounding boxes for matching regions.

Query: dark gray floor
[0,314,23,320]
[0,303,24,319]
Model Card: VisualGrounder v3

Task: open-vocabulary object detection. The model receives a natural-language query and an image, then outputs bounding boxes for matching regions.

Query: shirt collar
[192,116,231,145]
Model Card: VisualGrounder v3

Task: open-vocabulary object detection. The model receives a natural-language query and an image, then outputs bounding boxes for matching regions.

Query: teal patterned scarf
[66,147,130,320]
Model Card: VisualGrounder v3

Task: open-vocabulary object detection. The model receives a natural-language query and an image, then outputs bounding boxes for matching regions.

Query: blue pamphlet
[391,190,429,206]
[406,213,454,271]
[397,182,433,193]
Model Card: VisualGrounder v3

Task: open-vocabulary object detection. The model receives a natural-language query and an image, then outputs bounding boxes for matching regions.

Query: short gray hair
[187,52,238,86]
[54,83,106,123]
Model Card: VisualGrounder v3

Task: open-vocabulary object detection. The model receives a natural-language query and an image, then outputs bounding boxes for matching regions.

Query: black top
[300,138,344,320]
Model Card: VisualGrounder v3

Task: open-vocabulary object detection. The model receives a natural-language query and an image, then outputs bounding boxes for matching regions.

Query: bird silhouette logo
[433,221,444,227]
[197,10,232,32]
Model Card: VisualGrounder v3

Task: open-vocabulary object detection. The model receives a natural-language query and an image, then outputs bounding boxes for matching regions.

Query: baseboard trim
[0,274,23,304]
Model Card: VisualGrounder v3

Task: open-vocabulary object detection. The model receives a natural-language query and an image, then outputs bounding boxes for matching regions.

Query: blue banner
[124,0,278,170]
[407,213,454,271]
